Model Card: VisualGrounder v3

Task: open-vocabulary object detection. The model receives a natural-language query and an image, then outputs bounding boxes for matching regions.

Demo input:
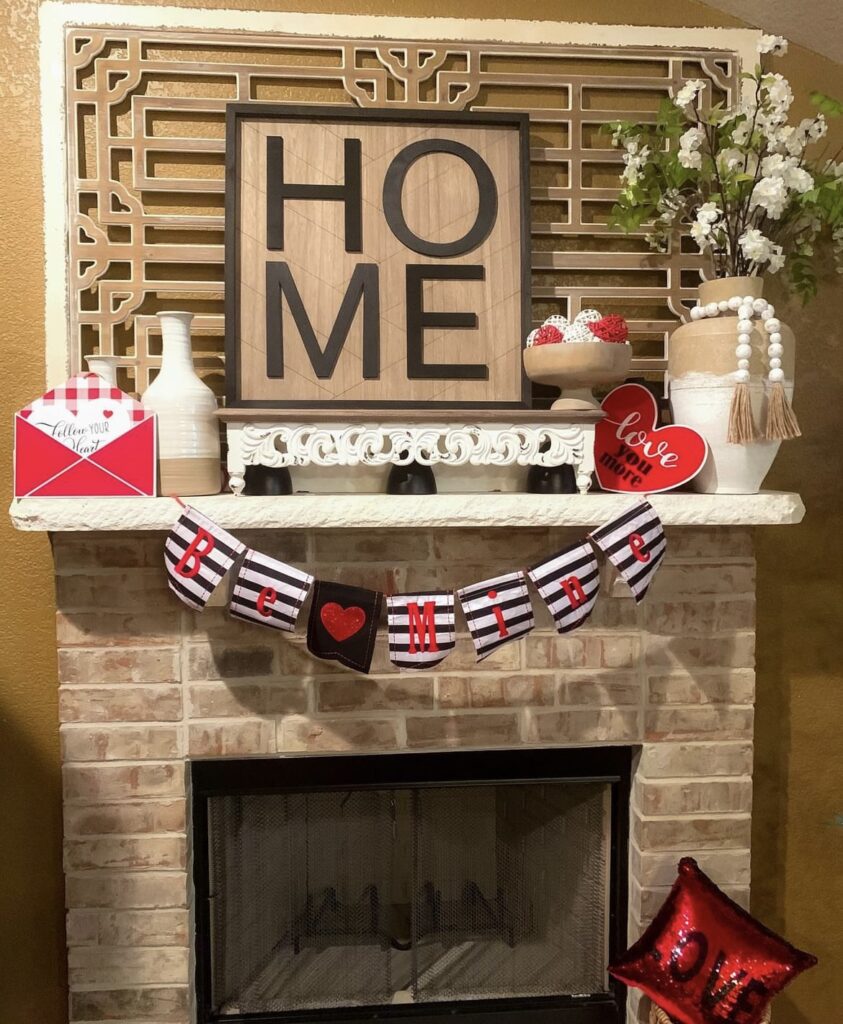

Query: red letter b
[174,528,215,579]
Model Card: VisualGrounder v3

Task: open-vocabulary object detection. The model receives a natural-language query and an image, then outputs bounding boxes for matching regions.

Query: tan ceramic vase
[668,277,795,494]
[141,312,221,496]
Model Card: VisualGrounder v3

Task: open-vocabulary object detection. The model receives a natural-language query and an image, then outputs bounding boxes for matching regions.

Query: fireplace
[191,748,632,1024]
[36,519,765,1024]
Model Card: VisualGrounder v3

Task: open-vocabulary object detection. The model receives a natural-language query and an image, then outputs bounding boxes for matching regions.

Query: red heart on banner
[320,602,367,642]
[595,383,707,493]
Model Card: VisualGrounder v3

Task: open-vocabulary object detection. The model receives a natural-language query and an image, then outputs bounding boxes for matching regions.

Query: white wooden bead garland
[688,292,800,444]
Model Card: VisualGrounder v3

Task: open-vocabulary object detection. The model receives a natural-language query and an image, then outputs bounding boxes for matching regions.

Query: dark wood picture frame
[224,104,532,410]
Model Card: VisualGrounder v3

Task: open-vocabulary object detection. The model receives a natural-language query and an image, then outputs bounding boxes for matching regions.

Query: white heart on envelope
[28,401,132,456]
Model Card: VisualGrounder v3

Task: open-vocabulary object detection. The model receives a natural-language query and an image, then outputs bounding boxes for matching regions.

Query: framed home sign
[225,104,531,409]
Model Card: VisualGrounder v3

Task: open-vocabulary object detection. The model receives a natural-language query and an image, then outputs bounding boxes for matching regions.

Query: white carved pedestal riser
[224,422,596,495]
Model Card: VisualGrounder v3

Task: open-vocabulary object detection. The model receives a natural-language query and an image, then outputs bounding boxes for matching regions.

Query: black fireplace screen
[192,749,630,1024]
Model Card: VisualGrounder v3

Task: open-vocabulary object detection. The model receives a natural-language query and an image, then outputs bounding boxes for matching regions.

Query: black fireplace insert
[191,747,631,1024]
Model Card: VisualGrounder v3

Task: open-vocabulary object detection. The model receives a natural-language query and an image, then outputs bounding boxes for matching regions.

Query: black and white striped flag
[230,550,313,632]
[457,571,534,661]
[589,501,666,603]
[386,592,456,670]
[164,506,245,611]
[528,541,600,634]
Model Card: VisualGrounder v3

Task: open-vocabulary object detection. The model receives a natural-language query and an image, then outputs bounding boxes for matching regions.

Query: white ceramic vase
[141,312,221,496]
[85,354,122,388]
[668,277,795,494]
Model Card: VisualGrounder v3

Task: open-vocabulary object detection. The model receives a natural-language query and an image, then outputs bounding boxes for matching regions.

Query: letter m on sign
[265,263,380,381]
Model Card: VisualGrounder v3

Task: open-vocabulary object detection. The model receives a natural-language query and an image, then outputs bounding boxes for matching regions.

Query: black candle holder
[525,463,577,494]
[386,461,437,495]
[243,465,293,496]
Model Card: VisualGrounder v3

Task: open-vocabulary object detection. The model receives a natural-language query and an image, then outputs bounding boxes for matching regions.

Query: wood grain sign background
[227,106,530,408]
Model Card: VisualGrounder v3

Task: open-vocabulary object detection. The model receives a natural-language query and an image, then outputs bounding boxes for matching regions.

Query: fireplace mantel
[9,490,804,532]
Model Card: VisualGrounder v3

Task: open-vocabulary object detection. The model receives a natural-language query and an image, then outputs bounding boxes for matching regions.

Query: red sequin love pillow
[609,858,817,1024]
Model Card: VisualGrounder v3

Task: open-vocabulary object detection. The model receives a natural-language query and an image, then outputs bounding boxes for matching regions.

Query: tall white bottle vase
[85,354,122,388]
[141,312,221,496]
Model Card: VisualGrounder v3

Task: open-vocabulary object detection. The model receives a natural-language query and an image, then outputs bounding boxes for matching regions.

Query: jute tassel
[727,381,758,444]
[764,382,801,440]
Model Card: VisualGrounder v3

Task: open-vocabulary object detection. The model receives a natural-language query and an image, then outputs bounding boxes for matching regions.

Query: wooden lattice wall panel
[66,28,738,398]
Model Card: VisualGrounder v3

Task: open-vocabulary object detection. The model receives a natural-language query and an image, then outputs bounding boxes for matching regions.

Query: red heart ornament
[595,383,707,493]
[320,602,367,642]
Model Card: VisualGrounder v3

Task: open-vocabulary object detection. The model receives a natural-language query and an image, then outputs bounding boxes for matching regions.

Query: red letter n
[560,575,587,608]
[407,601,439,654]
[174,528,215,579]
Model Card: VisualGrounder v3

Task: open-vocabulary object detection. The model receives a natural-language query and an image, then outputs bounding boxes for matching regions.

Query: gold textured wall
[0,2,840,1022]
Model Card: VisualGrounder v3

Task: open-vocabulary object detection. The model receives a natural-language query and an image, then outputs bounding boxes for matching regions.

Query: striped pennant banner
[457,571,534,662]
[589,500,666,603]
[164,506,245,611]
[386,592,456,670]
[528,541,600,634]
[230,550,313,632]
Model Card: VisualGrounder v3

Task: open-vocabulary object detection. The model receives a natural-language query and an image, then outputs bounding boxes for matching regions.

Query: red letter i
[487,590,509,638]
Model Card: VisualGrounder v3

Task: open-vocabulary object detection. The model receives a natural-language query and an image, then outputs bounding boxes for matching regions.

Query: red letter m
[407,601,439,654]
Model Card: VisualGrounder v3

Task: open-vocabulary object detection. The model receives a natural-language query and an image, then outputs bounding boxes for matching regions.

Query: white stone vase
[141,311,221,496]
[668,276,795,494]
[85,354,122,388]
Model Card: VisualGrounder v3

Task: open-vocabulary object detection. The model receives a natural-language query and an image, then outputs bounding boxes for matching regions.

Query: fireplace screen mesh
[207,781,611,1015]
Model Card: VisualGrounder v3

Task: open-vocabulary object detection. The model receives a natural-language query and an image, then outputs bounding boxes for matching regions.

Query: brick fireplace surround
[53,521,758,1024]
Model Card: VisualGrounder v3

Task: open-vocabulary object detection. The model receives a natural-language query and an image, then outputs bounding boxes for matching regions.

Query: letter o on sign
[382,139,499,257]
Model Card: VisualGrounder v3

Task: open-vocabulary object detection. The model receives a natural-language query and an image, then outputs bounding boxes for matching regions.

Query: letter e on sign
[225,105,530,410]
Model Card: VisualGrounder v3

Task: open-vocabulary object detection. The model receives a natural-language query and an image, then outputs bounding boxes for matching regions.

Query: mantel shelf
[9,491,805,533]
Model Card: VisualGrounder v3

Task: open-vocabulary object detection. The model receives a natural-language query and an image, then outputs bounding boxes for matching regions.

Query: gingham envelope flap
[19,373,147,423]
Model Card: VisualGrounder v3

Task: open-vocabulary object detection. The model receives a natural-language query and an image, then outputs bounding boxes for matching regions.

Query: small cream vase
[141,312,221,496]
[668,277,795,494]
[85,354,122,388]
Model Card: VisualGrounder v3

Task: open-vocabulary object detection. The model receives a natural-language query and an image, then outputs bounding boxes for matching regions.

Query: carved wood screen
[66,29,737,398]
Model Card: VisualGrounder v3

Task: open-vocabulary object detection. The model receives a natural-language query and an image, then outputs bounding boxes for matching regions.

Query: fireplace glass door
[192,749,630,1024]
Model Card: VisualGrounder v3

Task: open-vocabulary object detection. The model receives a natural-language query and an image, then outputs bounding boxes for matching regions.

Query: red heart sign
[320,602,367,642]
[595,383,707,493]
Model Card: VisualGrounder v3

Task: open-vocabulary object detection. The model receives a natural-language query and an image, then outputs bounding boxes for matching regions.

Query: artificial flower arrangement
[608,34,843,299]
[606,34,842,453]
[526,310,631,347]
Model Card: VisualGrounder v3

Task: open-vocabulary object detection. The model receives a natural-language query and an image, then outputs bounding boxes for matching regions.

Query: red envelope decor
[609,858,817,1024]
[14,373,157,497]
[595,383,707,493]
